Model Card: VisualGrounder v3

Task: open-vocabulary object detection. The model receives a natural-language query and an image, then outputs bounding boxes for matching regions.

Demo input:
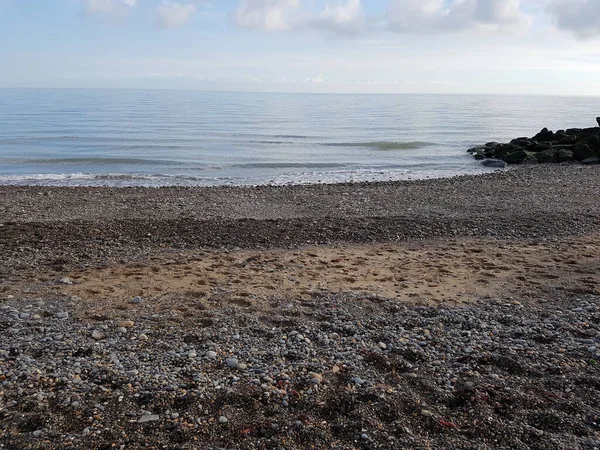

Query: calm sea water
[0,89,598,186]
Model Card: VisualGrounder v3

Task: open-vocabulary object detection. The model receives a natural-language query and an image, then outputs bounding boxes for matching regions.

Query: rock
[91,330,105,340]
[188,351,197,358]
[131,296,143,304]
[361,433,369,440]
[226,358,238,368]
[32,430,43,438]
[574,144,597,161]
[582,157,599,165]
[378,342,387,349]
[534,127,554,142]
[55,312,69,319]
[206,351,217,358]
[481,159,506,168]
[558,148,575,162]
[138,414,160,423]
[116,327,127,334]
[218,416,228,424]
[117,320,135,328]
[535,148,559,163]
[596,117,600,127]
[421,409,434,417]
[503,150,528,164]
[59,277,73,285]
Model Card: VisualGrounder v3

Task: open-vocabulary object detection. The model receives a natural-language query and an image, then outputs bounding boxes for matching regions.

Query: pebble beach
[1,164,599,449]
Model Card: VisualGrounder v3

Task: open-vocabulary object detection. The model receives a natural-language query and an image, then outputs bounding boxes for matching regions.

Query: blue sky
[1,0,600,95]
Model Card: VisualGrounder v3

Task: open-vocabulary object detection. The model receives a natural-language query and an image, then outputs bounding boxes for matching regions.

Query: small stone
[138,414,160,423]
[206,351,217,358]
[226,358,238,368]
[188,351,197,358]
[351,377,364,386]
[361,433,369,440]
[421,409,434,417]
[32,430,43,438]
[309,372,323,384]
[218,416,228,424]
[138,334,149,341]
[236,363,247,370]
[91,330,105,340]
[378,342,387,350]
[117,327,127,334]
[117,320,134,328]
[55,312,69,319]
[131,296,143,304]
[59,277,73,285]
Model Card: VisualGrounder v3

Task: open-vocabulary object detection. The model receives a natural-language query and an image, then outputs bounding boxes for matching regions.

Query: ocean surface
[0,89,598,187]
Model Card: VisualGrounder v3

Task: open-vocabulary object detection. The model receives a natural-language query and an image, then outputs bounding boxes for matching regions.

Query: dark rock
[586,135,600,155]
[504,150,528,164]
[534,128,554,142]
[582,157,599,165]
[481,159,507,168]
[510,137,531,148]
[474,154,485,160]
[535,148,559,163]
[530,141,553,152]
[558,148,575,162]
[559,135,578,145]
[596,117,600,127]
[574,144,597,161]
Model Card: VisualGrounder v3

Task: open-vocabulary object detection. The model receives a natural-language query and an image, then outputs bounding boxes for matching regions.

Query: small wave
[0,157,183,166]
[273,135,316,139]
[323,141,433,150]
[231,162,347,169]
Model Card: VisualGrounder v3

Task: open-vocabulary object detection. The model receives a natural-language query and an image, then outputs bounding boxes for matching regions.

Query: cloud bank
[546,0,600,39]
[85,0,136,16]
[387,0,527,33]
[156,1,196,28]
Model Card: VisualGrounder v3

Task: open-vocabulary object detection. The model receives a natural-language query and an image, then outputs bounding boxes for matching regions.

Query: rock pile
[468,119,600,165]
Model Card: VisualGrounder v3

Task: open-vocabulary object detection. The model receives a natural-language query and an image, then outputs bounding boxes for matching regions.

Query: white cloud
[546,0,600,38]
[156,1,196,28]
[310,0,364,36]
[234,0,365,35]
[387,0,527,33]
[234,0,300,31]
[85,0,136,16]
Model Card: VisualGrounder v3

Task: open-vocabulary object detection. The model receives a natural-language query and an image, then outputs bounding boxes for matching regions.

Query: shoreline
[1,163,599,449]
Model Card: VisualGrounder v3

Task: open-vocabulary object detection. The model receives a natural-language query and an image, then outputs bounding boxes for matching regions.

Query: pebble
[226,358,239,368]
[206,351,217,358]
[188,351,198,358]
[218,416,228,424]
[116,327,127,334]
[55,312,69,319]
[361,433,369,440]
[117,320,135,328]
[32,430,43,438]
[91,330,105,340]
[131,296,143,304]
[138,414,160,423]
[59,277,73,285]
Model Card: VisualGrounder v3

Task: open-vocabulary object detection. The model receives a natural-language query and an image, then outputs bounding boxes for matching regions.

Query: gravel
[0,289,598,449]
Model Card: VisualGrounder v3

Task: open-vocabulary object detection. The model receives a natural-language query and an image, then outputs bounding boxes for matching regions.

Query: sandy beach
[1,164,599,449]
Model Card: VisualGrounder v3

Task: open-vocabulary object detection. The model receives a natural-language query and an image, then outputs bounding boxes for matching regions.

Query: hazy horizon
[2,0,600,96]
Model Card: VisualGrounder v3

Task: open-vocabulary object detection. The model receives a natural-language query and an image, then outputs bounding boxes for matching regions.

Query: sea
[0,89,598,187]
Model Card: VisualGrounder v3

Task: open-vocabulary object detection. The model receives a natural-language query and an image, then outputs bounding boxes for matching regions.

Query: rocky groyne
[468,117,600,166]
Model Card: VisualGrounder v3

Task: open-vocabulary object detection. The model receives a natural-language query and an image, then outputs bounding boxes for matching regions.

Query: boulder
[596,117,600,127]
[481,159,507,168]
[530,141,553,152]
[510,137,531,148]
[504,150,528,164]
[535,148,559,163]
[558,148,575,162]
[585,135,600,156]
[574,144,597,161]
[558,135,578,145]
[534,127,554,142]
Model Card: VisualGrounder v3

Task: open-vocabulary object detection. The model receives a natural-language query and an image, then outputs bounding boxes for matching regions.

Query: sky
[1,0,600,95]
